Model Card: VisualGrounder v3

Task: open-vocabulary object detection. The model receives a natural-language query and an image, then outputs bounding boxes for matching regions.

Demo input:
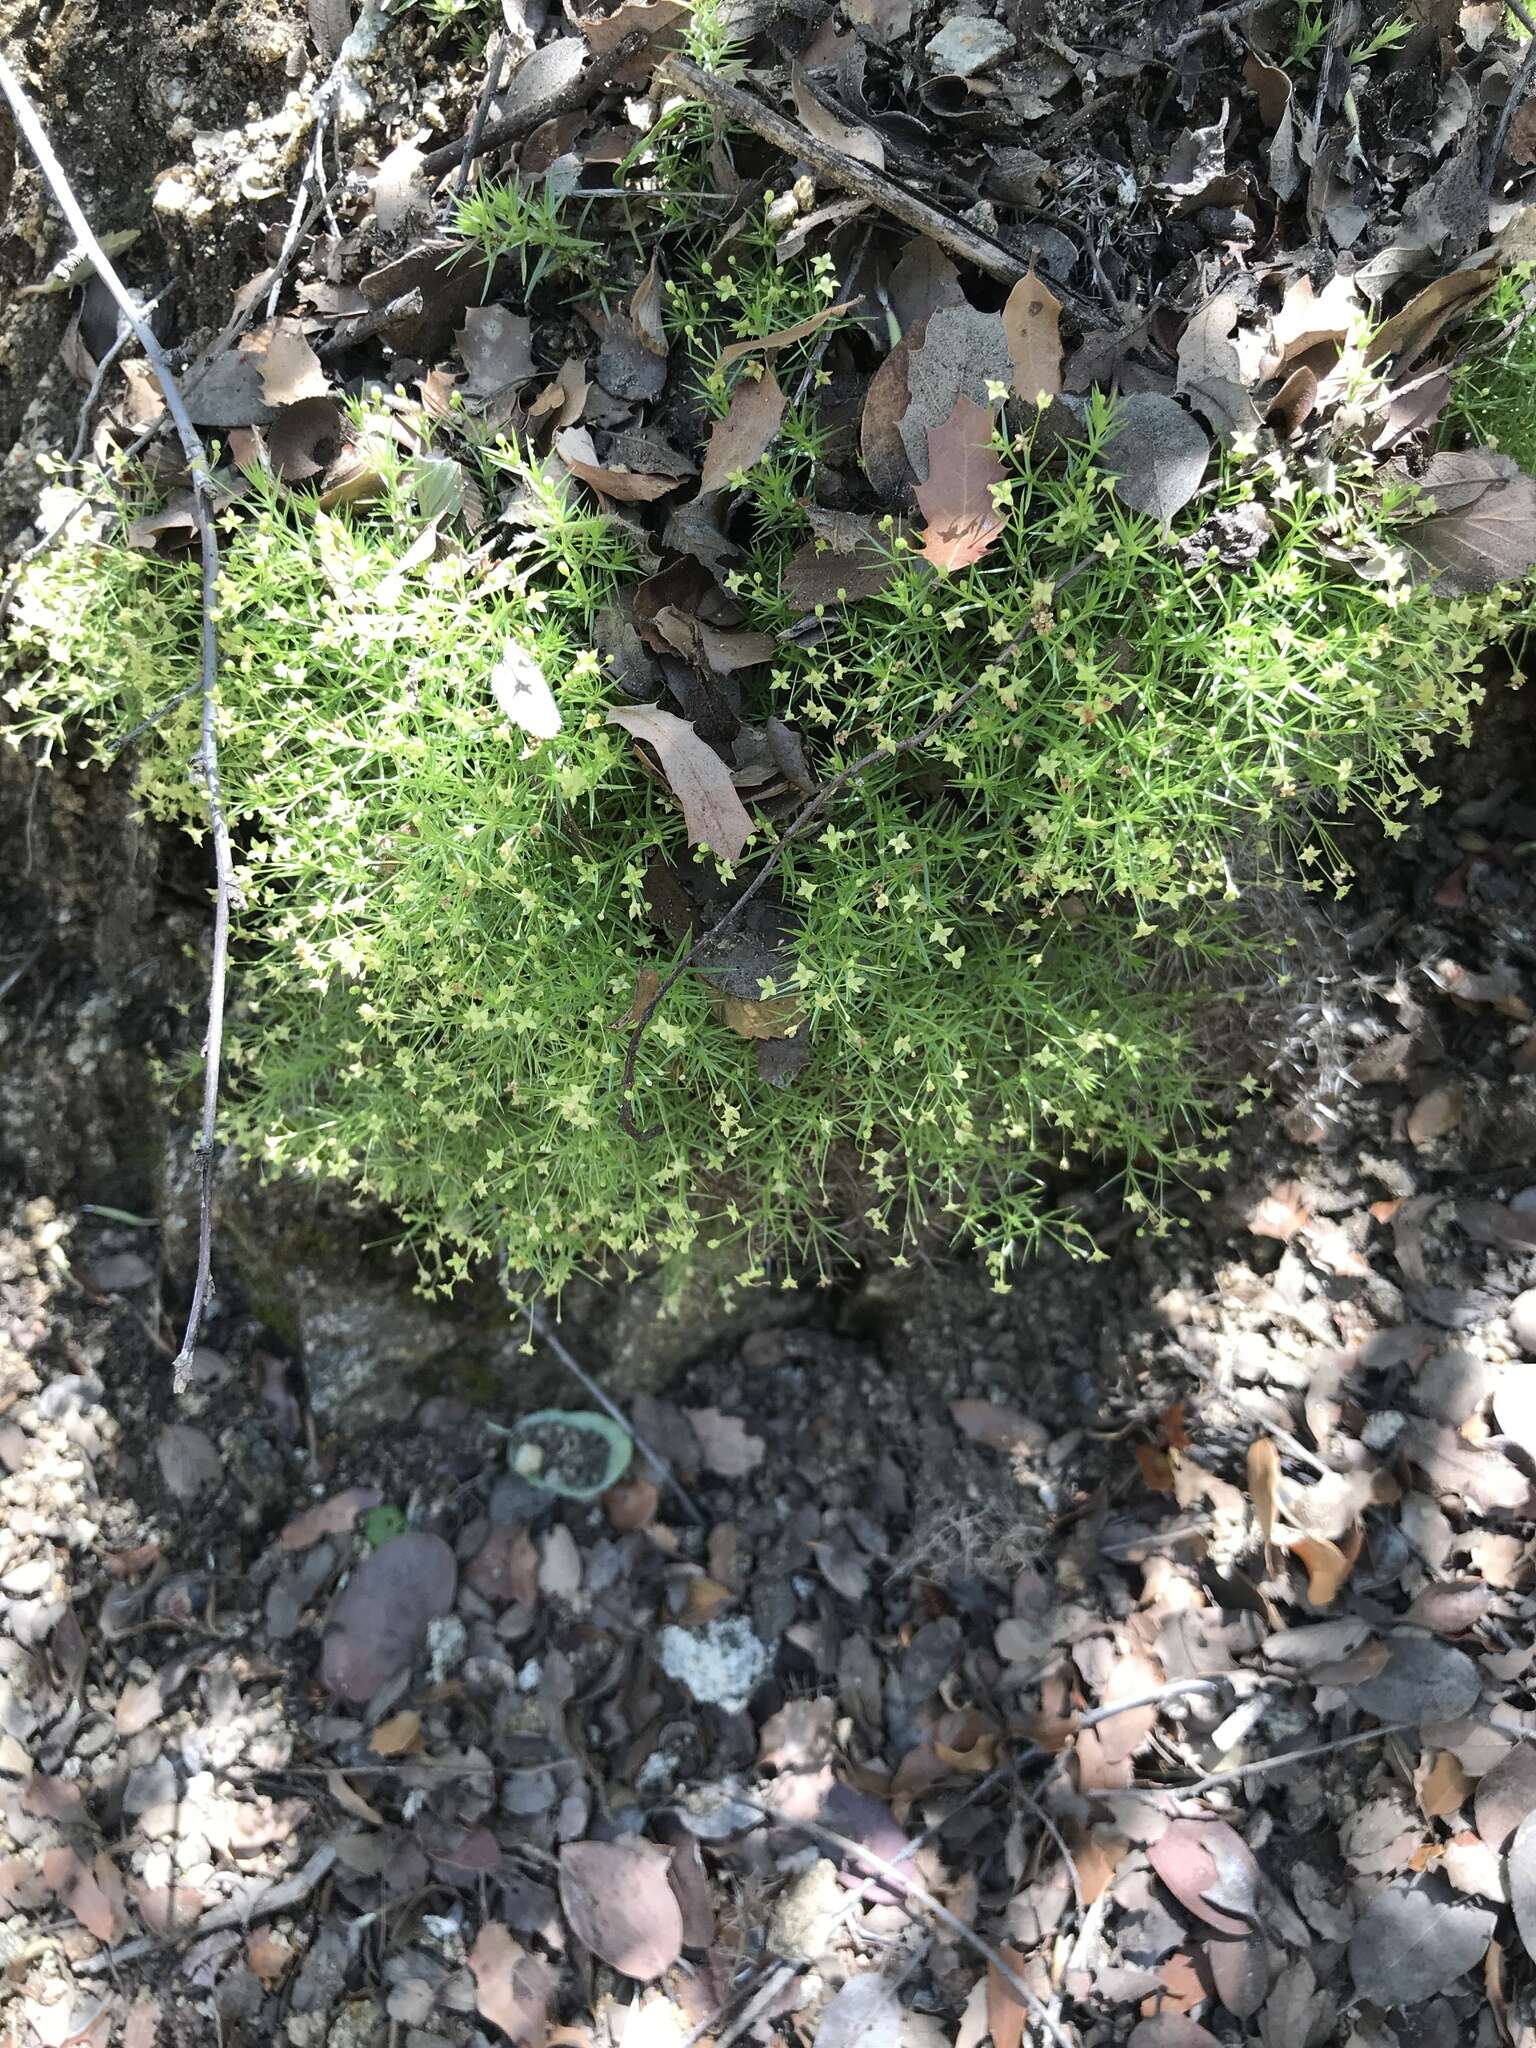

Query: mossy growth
[6,229,1532,1307]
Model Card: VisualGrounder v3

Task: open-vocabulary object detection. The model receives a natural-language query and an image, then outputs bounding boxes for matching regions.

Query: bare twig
[458,32,509,196]
[76,1847,338,1974]
[68,284,171,467]
[0,52,237,1398]
[760,1806,1076,2048]
[1161,1720,1414,1797]
[524,1304,707,1525]
[1485,29,1536,194]
[1167,0,1258,54]
[660,59,1052,293]
[419,32,649,180]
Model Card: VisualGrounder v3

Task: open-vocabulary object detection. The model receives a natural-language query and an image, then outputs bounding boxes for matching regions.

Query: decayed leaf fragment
[469,1921,558,2040]
[915,393,1006,572]
[607,705,754,859]
[1394,450,1536,593]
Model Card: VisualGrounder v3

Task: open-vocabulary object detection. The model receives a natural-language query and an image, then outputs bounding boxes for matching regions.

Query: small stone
[1361,1409,1406,1453]
[769,1858,844,1962]
[1511,1288,1536,1356]
[925,16,1014,76]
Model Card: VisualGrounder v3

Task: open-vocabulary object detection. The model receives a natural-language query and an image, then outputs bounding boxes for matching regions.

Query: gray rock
[1511,1287,1536,1355]
[925,15,1014,76]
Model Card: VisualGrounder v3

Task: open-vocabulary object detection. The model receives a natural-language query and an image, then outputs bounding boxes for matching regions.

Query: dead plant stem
[0,52,236,1398]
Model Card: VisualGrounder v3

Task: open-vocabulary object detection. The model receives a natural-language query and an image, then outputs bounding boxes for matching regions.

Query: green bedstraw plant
[6,254,1531,1308]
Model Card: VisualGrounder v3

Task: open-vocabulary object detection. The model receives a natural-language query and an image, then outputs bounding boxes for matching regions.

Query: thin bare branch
[0,51,236,1397]
[419,32,649,180]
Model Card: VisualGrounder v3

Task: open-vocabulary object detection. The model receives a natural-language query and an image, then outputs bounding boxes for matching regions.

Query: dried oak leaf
[279,1486,383,1551]
[319,1531,457,1703]
[253,319,330,407]
[558,1840,683,1980]
[469,1921,558,2041]
[915,393,1005,573]
[607,706,753,860]
[1394,450,1536,593]
[700,368,787,494]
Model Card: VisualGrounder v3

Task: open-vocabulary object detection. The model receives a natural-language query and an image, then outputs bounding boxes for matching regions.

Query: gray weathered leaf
[1101,394,1211,527]
[1510,1808,1536,1959]
[1396,450,1536,593]
[815,1977,903,2048]
[1474,1741,1536,1849]
[320,1532,457,1703]
[1348,1878,1495,2007]
[155,1425,223,1503]
[469,1922,556,2042]
[1347,1630,1481,1727]
[457,305,535,397]
[700,370,786,495]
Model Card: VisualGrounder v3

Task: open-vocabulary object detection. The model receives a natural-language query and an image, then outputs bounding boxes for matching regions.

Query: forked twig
[660,59,1084,296]
[0,53,236,1396]
[419,32,649,180]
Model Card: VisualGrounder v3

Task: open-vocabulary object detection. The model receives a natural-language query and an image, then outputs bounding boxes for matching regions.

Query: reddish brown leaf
[558,1840,683,1980]
[985,1947,1031,2048]
[915,393,1005,573]
[279,1486,383,1551]
[469,1921,558,2041]
[1147,1821,1260,1936]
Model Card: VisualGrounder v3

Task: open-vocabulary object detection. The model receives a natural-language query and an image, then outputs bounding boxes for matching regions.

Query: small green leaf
[363,1505,407,1547]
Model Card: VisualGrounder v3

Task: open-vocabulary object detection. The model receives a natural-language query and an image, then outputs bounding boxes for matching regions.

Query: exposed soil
[6,0,1536,2045]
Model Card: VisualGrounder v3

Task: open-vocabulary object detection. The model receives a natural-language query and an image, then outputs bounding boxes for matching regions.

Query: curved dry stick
[0,53,235,1395]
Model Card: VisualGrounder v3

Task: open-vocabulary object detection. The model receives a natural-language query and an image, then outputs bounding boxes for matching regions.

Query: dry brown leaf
[1002,269,1063,403]
[557,426,685,503]
[1246,1437,1280,1546]
[605,1474,659,1530]
[699,368,787,494]
[369,1709,423,1757]
[247,1927,295,1989]
[915,393,1005,573]
[1289,1528,1361,1606]
[1136,1444,1177,1493]
[279,1486,383,1551]
[717,298,859,369]
[1419,1750,1472,1821]
[630,256,668,356]
[469,1921,558,2040]
[985,1947,1031,2048]
[1147,1820,1260,1936]
[607,705,754,860]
